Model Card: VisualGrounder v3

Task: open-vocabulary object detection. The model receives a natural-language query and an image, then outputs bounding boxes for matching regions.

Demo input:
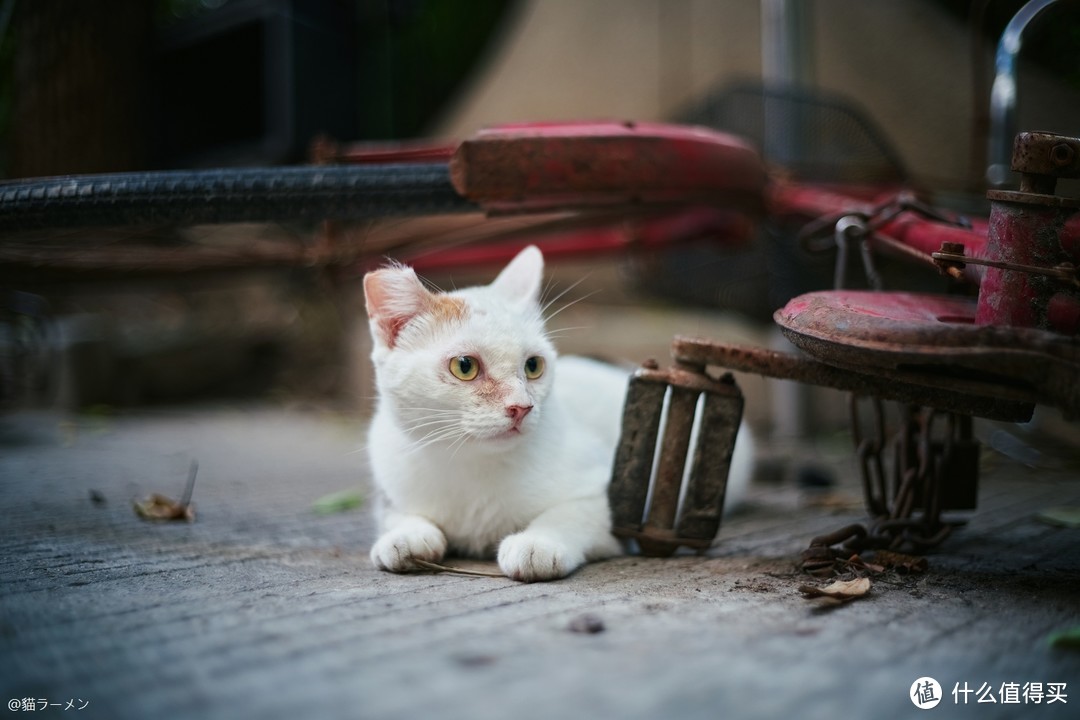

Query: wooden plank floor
[1,406,1078,720]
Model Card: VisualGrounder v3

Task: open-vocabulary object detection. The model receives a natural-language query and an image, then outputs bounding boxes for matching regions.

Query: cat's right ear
[490,245,544,307]
[364,266,431,348]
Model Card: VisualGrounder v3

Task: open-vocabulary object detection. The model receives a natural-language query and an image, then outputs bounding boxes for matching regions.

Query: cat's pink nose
[506,404,533,426]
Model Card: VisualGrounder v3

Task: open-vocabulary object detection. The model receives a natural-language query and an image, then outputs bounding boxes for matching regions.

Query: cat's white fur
[363,246,753,582]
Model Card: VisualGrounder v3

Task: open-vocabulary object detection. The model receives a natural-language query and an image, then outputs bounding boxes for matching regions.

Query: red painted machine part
[323,122,1080,309]
[975,200,1080,331]
[448,121,767,215]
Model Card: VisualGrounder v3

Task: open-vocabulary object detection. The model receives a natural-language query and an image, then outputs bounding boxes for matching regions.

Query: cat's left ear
[490,245,544,306]
[364,265,433,348]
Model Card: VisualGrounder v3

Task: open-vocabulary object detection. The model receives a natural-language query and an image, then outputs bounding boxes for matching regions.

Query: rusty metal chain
[799,191,977,288]
[850,393,888,517]
[802,397,977,575]
[798,191,973,254]
[831,216,884,291]
[795,193,981,574]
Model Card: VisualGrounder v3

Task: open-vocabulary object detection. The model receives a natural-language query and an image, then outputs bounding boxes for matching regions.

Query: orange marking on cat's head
[428,296,468,328]
[390,296,467,347]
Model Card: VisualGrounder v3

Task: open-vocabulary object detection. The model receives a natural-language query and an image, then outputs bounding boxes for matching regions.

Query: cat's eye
[524,356,545,380]
[449,355,480,381]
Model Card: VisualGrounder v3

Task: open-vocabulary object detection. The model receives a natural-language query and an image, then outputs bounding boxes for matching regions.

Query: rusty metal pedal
[608,358,745,557]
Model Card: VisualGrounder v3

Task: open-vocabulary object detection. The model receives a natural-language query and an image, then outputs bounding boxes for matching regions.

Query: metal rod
[987,0,1060,186]
[672,338,1036,422]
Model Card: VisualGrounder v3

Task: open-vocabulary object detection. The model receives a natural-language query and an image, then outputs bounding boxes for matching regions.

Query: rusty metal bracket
[662,337,991,563]
[671,337,1035,423]
[609,359,745,557]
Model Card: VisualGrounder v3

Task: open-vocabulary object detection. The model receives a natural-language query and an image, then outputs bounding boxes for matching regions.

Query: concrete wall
[436,0,762,135]
[436,0,1080,193]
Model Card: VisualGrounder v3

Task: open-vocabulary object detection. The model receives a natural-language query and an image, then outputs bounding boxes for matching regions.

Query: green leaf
[1046,626,1080,650]
[312,489,364,515]
[1036,506,1080,529]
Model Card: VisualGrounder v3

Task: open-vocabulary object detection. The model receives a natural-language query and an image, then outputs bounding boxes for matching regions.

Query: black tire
[0,163,476,232]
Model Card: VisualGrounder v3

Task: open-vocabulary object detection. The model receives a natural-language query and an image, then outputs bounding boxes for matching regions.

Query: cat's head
[363,246,557,451]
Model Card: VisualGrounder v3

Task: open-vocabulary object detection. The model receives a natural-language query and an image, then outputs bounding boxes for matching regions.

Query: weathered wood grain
[1,408,1077,720]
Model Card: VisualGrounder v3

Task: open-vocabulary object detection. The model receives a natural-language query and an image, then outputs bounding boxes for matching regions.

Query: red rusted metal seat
[774,289,1080,420]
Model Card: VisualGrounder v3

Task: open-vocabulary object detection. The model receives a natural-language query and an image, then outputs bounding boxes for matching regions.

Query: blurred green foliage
[0,0,515,175]
[356,0,517,139]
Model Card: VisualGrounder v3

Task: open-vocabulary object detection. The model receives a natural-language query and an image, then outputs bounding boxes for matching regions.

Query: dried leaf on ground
[871,550,929,574]
[845,554,886,574]
[134,461,198,522]
[799,577,872,606]
[133,494,195,522]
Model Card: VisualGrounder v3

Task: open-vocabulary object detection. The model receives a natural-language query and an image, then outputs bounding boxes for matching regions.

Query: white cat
[363,246,752,582]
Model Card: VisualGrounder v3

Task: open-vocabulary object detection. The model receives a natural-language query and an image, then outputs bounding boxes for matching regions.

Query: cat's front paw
[497,532,584,582]
[370,521,447,573]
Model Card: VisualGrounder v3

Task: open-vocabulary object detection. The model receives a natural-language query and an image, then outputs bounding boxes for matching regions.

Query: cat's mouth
[483,426,526,443]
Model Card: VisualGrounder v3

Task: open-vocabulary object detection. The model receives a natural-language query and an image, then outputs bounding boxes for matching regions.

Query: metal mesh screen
[629,82,914,318]
[677,82,910,185]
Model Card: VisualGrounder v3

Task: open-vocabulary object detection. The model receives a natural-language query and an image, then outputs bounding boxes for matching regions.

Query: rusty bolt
[1011,132,1080,178]
[933,241,967,279]
[1050,142,1076,168]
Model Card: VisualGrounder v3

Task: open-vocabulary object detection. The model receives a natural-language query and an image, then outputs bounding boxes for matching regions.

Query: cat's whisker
[446,431,472,460]
[399,408,460,420]
[404,425,469,454]
[417,273,445,294]
[397,409,461,425]
[538,275,561,309]
[539,275,590,316]
[411,423,461,442]
[396,406,460,415]
[543,324,593,341]
[543,289,601,323]
[403,418,459,434]
[407,436,464,456]
[403,410,457,423]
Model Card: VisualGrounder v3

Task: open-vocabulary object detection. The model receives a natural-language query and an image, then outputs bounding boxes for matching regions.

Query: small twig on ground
[411,559,505,578]
[180,460,198,509]
[133,459,199,522]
